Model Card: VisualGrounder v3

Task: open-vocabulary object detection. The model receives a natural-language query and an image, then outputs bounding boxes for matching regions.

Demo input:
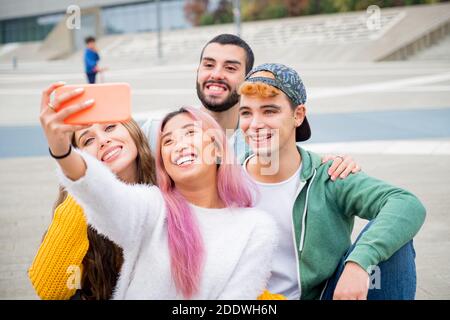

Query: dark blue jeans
[321,221,417,300]
[86,72,97,84]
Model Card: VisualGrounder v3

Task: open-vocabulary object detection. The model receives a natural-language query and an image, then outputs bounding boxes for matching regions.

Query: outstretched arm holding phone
[40,82,160,249]
[40,82,92,181]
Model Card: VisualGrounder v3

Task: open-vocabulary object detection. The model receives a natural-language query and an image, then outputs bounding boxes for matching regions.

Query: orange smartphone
[54,83,132,125]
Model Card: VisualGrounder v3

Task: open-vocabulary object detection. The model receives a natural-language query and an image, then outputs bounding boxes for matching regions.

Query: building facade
[0,0,191,44]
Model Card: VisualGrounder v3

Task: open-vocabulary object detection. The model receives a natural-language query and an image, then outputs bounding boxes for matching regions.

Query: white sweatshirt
[57,151,278,300]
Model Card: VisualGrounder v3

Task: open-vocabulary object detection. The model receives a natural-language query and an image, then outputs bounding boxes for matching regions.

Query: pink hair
[156,106,254,298]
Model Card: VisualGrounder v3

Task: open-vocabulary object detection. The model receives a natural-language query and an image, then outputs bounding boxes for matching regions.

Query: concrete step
[409,34,450,62]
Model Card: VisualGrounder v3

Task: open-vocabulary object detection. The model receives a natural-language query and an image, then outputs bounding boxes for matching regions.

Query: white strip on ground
[0,88,195,95]
[135,109,450,155]
[303,139,450,155]
[132,107,200,122]
[307,71,450,99]
[132,110,450,156]
[1,84,450,96]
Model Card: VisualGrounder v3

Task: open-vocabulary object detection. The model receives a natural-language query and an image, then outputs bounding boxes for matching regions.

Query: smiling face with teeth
[238,81,306,158]
[160,113,220,188]
[74,123,138,182]
[196,43,247,113]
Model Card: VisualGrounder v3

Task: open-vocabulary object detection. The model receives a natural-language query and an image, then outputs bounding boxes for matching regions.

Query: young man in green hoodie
[238,63,426,300]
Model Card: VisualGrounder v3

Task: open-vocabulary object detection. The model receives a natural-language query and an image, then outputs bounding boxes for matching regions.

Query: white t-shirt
[243,155,305,300]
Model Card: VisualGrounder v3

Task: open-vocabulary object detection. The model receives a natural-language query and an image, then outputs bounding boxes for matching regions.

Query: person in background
[84,36,105,84]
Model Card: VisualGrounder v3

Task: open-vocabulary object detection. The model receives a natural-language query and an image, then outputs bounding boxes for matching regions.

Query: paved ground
[0,41,449,299]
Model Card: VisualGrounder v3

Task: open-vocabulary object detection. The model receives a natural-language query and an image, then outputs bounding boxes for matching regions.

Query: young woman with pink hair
[39,82,278,299]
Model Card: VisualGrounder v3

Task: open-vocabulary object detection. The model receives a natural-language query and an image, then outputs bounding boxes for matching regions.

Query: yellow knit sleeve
[257,289,287,300]
[28,195,89,300]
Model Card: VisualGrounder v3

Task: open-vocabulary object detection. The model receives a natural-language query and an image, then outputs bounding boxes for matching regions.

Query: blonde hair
[238,81,282,99]
[238,70,281,99]
[239,70,297,110]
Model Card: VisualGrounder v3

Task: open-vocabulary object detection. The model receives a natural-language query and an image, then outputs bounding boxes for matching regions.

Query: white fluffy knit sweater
[57,151,278,300]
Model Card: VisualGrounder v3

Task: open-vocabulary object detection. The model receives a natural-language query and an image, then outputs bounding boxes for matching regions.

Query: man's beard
[196,81,240,113]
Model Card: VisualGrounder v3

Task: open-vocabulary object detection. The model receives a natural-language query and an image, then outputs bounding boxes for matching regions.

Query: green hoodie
[290,147,426,299]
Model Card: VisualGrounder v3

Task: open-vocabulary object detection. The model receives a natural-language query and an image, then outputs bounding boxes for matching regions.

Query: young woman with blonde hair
[29,85,157,299]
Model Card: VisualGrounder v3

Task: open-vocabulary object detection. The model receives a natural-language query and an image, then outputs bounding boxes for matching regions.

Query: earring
[216,156,222,165]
